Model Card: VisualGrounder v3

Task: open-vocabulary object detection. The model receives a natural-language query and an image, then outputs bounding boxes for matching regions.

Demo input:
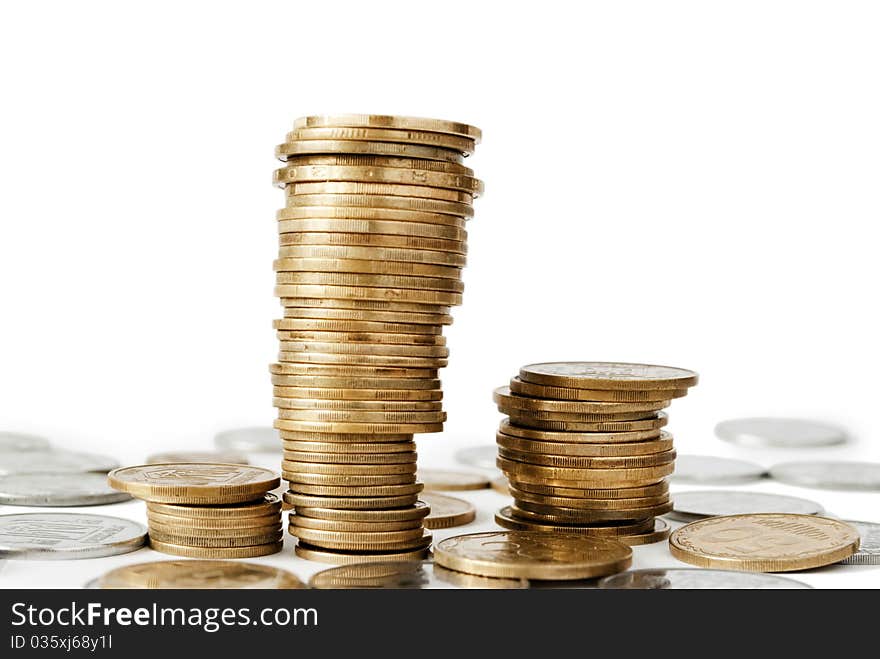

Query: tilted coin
[292,115,482,141]
[668,490,824,522]
[453,445,497,470]
[839,520,880,565]
[421,492,476,529]
[669,514,860,572]
[715,417,847,448]
[0,473,131,506]
[497,432,674,457]
[278,153,473,175]
[494,507,655,537]
[0,513,146,560]
[91,560,305,589]
[768,461,880,491]
[108,464,279,504]
[519,362,698,390]
[293,541,430,565]
[598,568,811,589]
[498,420,664,444]
[672,455,767,485]
[509,377,688,402]
[494,386,669,414]
[146,451,249,465]
[149,539,283,559]
[419,469,490,491]
[287,126,475,154]
[0,431,51,451]
[293,502,429,523]
[0,449,119,475]
[146,493,281,519]
[276,140,466,165]
[214,426,279,453]
[434,531,632,580]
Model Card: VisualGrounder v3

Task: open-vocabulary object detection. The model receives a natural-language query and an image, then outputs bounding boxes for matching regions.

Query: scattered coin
[214,426,280,453]
[669,514,859,571]
[768,461,880,491]
[598,568,812,589]
[0,431,50,451]
[0,449,119,475]
[421,492,476,529]
[668,490,824,522]
[0,513,146,559]
[454,445,497,470]
[146,450,249,465]
[840,520,880,565]
[715,417,847,448]
[90,560,305,589]
[0,473,131,506]
[419,469,490,491]
[672,455,767,485]
[108,464,280,504]
[433,531,632,580]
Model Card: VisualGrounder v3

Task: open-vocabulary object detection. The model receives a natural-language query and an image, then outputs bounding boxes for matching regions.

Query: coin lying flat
[668,490,824,522]
[0,473,132,506]
[0,431,51,451]
[108,464,280,504]
[715,417,847,448]
[421,492,476,529]
[214,426,280,453]
[768,461,880,491]
[672,455,767,485]
[146,451,249,465]
[669,514,859,571]
[149,539,283,559]
[91,560,305,589]
[292,115,482,141]
[454,445,497,470]
[294,541,431,565]
[419,469,490,491]
[146,493,282,519]
[0,513,146,559]
[434,531,632,580]
[598,568,812,589]
[518,362,699,390]
[308,560,528,590]
[840,520,880,565]
[0,449,119,475]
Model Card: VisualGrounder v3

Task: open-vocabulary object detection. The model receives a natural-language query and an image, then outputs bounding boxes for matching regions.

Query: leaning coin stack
[493,362,698,545]
[108,464,283,558]
[272,114,483,564]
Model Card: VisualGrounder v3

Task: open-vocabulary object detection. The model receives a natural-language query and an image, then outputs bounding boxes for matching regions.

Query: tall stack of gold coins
[271,115,483,564]
[492,362,698,545]
[108,464,283,558]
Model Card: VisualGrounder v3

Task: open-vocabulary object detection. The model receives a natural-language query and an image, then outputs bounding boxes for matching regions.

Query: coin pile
[272,115,483,564]
[493,362,698,545]
[108,464,282,558]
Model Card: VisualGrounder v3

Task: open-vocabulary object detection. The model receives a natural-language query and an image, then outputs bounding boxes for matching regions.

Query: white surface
[1,1,879,588]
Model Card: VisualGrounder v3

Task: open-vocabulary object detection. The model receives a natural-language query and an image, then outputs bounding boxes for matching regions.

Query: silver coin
[0,449,119,476]
[715,417,847,448]
[453,445,497,471]
[672,454,767,485]
[0,431,51,451]
[309,560,527,589]
[668,489,824,522]
[840,520,880,565]
[769,461,880,491]
[0,513,146,559]
[214,427,279,453]
[0,473,131,506]
[598,568,812,589]
[146,450,249,465]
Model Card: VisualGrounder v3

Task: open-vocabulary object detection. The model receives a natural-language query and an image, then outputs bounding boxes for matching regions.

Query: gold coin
[496,431,674,457]
[149,529,283,548]
[509,377,689,402]
[281,301,453,324]
[276,408,446,423]
[273,385,442,401]
[278,231,467,255]
[282,192,472,218]
[494,386,670,414]
[286,482,422,497]
[146,450,249,465]
[501,414,668,433]
[145,493,282,519]
[281,459,416,476]
[508,485,670,511]
[283,471,416,487]
[281,296,453,315]
[148,521,283,539]
[280,153,474,175]
[289,528,431,552]
[275,271,464,293]
[491,476,510,495]
[494,507,655,536]
[669,514,860,572]
[498,420,665,443]
[277,216,467,240]
[518,362,699,391]
[281,439,416,454]
[618,519,671,546]
[274,318,442,336]
[146,511,280,529]
[108,464,279,504]
[271,361,437,379]
[275,258,462,282]
[278,428,413,443]
[419,469,490,491]
[498,447,677,469]
[511,500,673,523]
[286,180,473,203]
[294,502,430,523]
[275,165,484,196]
[277,339,450,357]
[275,419,444,434]
[92,560,305,589]
[273,396,442,412]
[283,491,419,510]
[287,126,475,154]
[277,283,463,304]
[288,513,422,533]
[294,541,430,565]
[282,450,416,465]
[292,115,482,141]
[504,409,662,424]
[276,140,465,164]
[498,457,674,486]
[277,244,467,267]
[277,203,469,226]
[149,538,283,558]
[421,492,476,529]
[434,531,631,580]
[510,479,669,500]
[277,352,448,369]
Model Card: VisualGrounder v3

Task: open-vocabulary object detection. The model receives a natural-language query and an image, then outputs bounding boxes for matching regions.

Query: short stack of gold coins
[107,463,283,558]
[271,114,483,564]
[492,362,698,545]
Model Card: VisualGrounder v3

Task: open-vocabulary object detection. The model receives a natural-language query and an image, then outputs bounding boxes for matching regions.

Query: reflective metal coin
[672,455,767,485]
[0,431,51,451]
[214,426,280,453]
[0,450,119,475]
[668,490,824,522]
[147,451,249,465]
[91,559,305,589]
[453,445,497,470]
[309,560,528,589]
[0,473,132,506]
[421,492,476,529]
[0,513,146,559]
[840,520,880,565]
[598,568,812,589]
[419,469,490,491]
[715,417,847,448]
[768,461,880,491]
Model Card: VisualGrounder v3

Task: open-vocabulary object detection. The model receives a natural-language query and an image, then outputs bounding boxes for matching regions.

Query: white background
[1,1,878,588]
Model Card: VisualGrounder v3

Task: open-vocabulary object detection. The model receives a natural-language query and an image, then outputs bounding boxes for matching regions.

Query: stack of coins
[272,114,483,564]
[108,464,283,558]
[493,362,698,545]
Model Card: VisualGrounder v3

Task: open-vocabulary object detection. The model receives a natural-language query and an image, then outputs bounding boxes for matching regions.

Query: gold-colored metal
[490,475,510,495]
[281,459,416,476]
[288,513,422,533]
[497,447,676,469]
[273,317,442,335]
[277,283,463,305]
[292,115,482,141]
[496,431,674,457]
[278,153,473,174]
[494,507,655,536]
[149,538,283,558]
[275,408,446,424]
[285,482,423,497]
[508,485,669,511]
[92,560,305,589]
[273,385,442,401]
[420,492,476,529]
[277,352,448,369]
[273,396,442,412]
[107,464,279,504]
[274,164,483,195]
[494,386,670,414]
[497,456,674,485]
[277,339,451,357]
[282,471,417,487]
[277,203,469,226]
[271,361,437,379]
[282,450,416,465]
[146,511,280,529]
[293,502,429,523]
[275,271,464,293]
[147,521,283,540]
[419,469,490,491]
[276,140,466,165]
[511,500,673,523]
[280,439,416,454]
[510,479,668,499]
[501,415,668,433]
[509,377,689,402]
[145,494,281,519]
[286,180,473,203]
[498,420,665,443]
[501,408,664,423]
[277,244,466,267]
[288,526,428,551]
[282,295,453,314]
[618,519,671,546]
[278,231,467,255]
[287,126,475,154]
[283,491,419,510]
[293,541,430,565]
[518,362,699,391]
[282,192,472,217]
[281,303,453,325]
